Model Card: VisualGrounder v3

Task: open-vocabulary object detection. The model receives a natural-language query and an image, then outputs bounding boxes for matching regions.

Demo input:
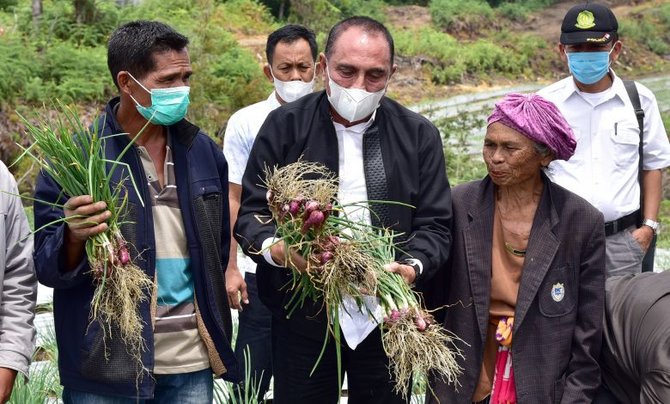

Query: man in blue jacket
[33,20,238,402]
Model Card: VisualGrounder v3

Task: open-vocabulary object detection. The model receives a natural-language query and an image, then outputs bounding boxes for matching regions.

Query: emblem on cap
[551,283,565,302]
[575,10,596,29]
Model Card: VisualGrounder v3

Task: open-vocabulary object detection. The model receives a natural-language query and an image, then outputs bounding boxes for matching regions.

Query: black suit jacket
[427,175,605,404]
[234,91,452,340]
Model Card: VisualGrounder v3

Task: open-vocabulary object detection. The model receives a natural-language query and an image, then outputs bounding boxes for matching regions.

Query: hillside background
[2,1,670,401]
[0,0,669,191]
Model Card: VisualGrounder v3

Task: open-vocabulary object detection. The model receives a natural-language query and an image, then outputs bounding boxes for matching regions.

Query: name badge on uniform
[551,283,565,302]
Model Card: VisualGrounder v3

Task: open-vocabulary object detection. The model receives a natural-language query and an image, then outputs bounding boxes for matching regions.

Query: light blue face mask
[127,72,190,126]
[565,49,612,85]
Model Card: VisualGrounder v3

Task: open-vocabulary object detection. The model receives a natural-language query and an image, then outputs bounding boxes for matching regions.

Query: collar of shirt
[332,109,377,134]
[332,109,377,226]
[268,91,282,109]
[561,69,625,107]
[577,84,616,107]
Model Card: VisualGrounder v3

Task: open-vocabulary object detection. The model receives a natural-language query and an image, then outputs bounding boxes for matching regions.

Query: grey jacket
[602,271,670,404]
[427,174,605,404]
[0,161,37,377]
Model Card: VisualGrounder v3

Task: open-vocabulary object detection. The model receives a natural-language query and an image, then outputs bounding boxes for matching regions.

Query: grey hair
[533,142,552,158]
[534,141,555,172]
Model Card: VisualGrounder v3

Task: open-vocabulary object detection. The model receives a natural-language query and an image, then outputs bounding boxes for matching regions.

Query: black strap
[623,80,645,226]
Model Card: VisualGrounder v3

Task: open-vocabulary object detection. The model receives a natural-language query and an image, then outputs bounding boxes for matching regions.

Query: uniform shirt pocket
[610,121,640,168]
[539,265,577,317]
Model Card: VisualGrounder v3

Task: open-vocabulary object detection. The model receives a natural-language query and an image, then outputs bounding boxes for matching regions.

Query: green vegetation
[494,0,559,22]
[9,319,61,404]
[0,0,668,142]
[0,0,668,218]
[0,0,274,138]
[660,199,670,249]
[619,3,670,57]
[429,0,494,33]
[286,0,387,36]
[429,0,562,31]
[434,110,488,185]
[394,26,550,85]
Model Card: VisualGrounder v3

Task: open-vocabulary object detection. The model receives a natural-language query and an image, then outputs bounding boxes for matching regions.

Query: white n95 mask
[325,66,386,123]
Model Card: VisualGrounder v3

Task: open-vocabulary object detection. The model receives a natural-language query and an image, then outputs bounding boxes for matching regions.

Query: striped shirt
[137,141,210,375]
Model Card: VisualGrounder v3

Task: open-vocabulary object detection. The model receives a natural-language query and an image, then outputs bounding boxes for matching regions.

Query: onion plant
[262,160,463,399]
[213,346,264,404]
[16,104,153,375]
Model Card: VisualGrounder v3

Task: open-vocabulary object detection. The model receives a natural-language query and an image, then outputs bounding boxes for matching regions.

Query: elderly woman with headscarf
[427,93,606,404]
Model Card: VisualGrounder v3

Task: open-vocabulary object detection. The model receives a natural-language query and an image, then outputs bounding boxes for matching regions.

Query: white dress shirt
[224,92,281,274]
[333,117,382,350]
[538,71,670,222]
[260,111,425,349]
[263,114,383,350]
[224,92,281,185]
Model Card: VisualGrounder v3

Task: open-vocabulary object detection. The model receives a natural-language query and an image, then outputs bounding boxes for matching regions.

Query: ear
[389,63,398,80]
[541,153,555,168]
[314,60,323,77]
[263,65,274,83]
[319,53,330,95]
[319,53,328,80]
[558,43,568,63]
[610,40,623,62]
[117,71,132,95]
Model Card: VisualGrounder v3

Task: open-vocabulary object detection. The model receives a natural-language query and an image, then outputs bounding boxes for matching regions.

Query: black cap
[560,3,618,45]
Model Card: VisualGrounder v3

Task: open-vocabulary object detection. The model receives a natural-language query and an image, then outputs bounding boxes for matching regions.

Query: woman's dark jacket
[427,174,605,404]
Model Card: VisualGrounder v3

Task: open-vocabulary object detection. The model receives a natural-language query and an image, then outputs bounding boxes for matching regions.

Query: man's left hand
[632,226,655,252]
[384,262,416,285]
[225,264,248,311]
[0,368,17,403]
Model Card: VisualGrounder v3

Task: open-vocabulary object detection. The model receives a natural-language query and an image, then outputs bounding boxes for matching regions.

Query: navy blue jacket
[33,98,239,398]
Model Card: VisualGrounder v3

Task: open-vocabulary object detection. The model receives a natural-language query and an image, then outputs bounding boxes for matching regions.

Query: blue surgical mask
[127,72,190,126]
[565,49,612,85]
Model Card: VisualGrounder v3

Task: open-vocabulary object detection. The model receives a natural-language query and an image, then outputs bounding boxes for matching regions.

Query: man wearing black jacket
[234,16,452,404]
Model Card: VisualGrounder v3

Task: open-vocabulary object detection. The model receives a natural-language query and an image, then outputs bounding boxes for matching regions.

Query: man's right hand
[64,195,111,243]
[225,264,248,311]
[270,240,308,273]
[62,195,111,271]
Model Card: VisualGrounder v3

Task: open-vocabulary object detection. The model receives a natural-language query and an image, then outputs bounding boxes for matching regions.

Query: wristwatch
[401,259,422,287]
[642,218,660,234]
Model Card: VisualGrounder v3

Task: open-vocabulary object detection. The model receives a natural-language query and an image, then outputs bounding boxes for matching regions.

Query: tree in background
[31,0,41,28]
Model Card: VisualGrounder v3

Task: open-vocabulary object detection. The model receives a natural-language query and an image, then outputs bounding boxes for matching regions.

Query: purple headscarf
[487,93,576,161]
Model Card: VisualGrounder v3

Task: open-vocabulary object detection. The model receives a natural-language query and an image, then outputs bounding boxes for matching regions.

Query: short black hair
[107,20,189,89]
[325,16,394,65]
[266,24,318,66]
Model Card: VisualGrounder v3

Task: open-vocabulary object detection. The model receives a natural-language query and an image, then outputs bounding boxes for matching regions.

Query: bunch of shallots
[262,160,462,398]
[19,105,152,380]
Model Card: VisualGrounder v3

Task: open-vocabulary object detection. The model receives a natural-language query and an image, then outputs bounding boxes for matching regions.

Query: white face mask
[325,65,386,123]
[270,68,315,103]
